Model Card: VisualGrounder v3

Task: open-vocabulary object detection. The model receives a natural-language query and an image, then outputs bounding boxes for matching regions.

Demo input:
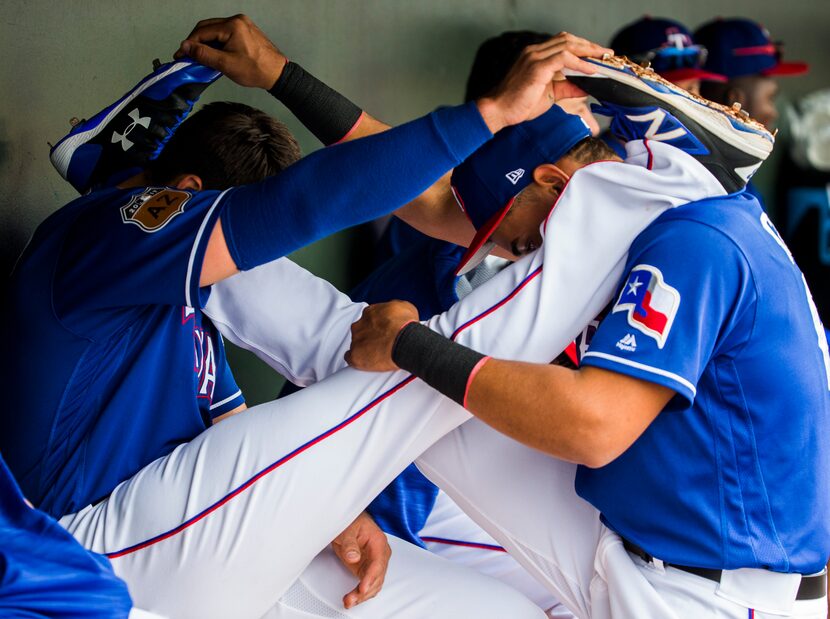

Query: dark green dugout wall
[2,0,828,403]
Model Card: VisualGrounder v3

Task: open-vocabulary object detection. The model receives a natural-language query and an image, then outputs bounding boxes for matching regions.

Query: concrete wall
[2,0,827,402]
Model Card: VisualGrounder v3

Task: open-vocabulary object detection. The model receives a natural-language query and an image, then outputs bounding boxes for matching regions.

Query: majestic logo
[112,108,150,151]
[612,265,680,349]
[505,168,525,185]
[120,188,191,232]
[616,333,638,352]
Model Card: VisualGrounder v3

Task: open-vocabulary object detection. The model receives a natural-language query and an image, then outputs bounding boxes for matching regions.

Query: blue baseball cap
[451,105,592,275]
[694,18,808,79]
[611,16,727,85]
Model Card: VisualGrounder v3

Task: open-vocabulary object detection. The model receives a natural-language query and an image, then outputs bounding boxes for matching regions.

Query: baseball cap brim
[662,67,728,83]
[761,60,809,77]
[455,197,515,276]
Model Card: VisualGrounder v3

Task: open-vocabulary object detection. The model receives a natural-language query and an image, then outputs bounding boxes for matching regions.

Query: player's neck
[117,171,152,189]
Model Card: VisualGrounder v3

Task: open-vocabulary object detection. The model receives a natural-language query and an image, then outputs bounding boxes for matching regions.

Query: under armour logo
[112,108,150,151]
[505,168,525,185]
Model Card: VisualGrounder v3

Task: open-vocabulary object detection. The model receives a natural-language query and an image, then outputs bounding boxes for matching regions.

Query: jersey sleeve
[580,217,755,404]
[55,187,231,334]
[209,335,245,419]
[205,257,364,387]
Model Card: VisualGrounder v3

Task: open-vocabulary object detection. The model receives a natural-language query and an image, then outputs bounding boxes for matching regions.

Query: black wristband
[392,323,486,406]
[268,61,363,146]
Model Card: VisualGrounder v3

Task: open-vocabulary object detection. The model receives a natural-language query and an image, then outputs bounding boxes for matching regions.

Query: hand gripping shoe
[50,58,221,194]
[564,55,775,193]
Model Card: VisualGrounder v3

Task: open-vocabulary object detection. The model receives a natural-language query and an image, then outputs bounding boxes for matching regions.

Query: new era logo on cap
[451,105,593,275]
[505,168,525,185]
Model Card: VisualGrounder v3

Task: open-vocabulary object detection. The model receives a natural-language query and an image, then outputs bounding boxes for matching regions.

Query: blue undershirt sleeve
[220,102,492,271]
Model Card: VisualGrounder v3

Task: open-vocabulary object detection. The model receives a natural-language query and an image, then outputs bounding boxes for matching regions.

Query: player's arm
[177,16,610,267]
[212,402,247,424]
[345,301,674,468]
[197,98,493,286]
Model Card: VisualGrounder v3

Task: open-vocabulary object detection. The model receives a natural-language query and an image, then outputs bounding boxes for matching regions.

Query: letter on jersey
[612,265,680,349]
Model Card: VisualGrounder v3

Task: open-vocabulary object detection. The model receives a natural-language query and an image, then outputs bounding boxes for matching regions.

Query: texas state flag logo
[612,265,680,349]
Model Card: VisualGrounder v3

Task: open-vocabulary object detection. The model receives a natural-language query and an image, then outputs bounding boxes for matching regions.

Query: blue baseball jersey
[579,191,830,573]
[0,453,132,617]
[1,186,244,518]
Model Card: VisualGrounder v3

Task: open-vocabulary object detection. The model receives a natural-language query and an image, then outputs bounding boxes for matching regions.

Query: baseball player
[4,14,613,618]
[597,16,729,157]
[695,17,808,131]
[351,30,603,618]
[343,67,828,617]
[694,18,809,206]
[195,35,827,618]
[608,16,727,96]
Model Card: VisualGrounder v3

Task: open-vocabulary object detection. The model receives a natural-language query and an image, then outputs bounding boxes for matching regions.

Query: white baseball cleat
[564,55,775,193]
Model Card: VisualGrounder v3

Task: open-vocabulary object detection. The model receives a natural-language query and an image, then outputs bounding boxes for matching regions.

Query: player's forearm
[386,322,671,467]
[465,360,643,467]
[218,103,492,274]
[268,66,509,249]
[268,61,389,146]
[392,174,516,258]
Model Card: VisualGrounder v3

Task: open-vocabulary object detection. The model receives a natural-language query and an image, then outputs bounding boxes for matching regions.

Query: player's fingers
[342,586,362,609]
[356,532,391,597]
[342,565,382,608]
[332,532,362,566]
[553,80,588,101]
[181,22,235,48]
[535,32,612,59]
[185,16,230,39]
[177,41,229,73]
[357,557,386,597]
[555,50,602,75]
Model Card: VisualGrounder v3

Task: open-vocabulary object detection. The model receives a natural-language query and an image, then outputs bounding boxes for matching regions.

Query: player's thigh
[263,534,545,619]
[61,367,469,618]
[415,418,603,619]
[421,489,566,614]
[129,610,168,619]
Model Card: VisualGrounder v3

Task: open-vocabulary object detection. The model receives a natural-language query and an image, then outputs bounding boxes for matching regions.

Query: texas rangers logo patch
[121,188,190,232]
[612,265,680,349]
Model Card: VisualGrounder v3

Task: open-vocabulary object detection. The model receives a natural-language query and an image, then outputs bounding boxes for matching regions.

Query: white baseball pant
[420,489,573,618]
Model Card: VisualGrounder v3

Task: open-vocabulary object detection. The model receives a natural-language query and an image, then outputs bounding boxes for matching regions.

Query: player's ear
[171,174,203,191]
[532,163,569,194]
[725,85,748,110]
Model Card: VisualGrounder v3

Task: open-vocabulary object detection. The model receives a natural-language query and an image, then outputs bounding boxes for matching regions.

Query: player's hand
[476,32,613,133]
[345,301,419,372]
[330,511,392,609]
[174,14,287,89]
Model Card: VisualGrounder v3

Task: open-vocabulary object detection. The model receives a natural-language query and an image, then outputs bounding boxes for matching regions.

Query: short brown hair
[567,137,619,164]
[149,102,301,190]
